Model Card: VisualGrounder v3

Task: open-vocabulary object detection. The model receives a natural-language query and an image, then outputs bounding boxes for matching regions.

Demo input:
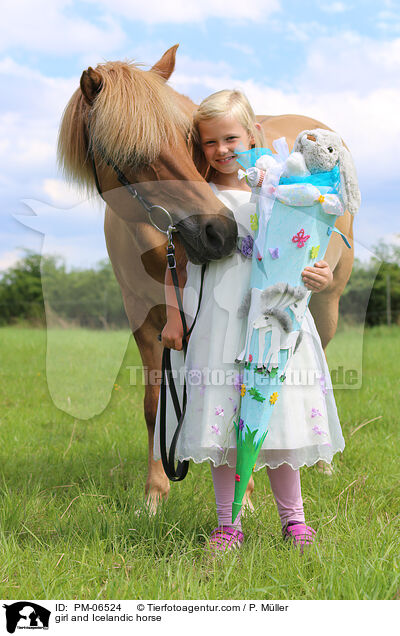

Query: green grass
[0,325,399,599]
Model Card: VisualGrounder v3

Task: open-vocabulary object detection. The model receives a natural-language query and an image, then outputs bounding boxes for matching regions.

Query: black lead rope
[159,234,206,481]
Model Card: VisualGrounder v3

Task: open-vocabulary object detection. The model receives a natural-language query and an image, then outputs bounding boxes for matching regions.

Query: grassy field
[0,325,398,600]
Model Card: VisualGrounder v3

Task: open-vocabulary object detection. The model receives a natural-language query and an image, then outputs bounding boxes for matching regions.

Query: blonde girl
[155,89,344,554]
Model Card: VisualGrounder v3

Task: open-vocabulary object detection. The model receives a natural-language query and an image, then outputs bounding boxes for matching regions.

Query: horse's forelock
[89,61,189,169]
[57,87,96,194]
[57,60,190,193]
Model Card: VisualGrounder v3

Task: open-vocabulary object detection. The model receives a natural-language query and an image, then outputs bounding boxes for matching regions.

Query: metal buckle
[148,204,176,236]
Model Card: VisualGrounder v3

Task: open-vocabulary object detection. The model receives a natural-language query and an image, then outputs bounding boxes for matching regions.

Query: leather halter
[87,122,176,236]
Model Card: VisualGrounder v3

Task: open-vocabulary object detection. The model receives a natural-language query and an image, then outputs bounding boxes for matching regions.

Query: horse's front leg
[133,316,170,513]
[243,475,255,512]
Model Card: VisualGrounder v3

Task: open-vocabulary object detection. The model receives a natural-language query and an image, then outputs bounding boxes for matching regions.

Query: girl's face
[198,115,254,176]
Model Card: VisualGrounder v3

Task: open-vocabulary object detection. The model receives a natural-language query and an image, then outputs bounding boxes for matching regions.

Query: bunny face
[297,129,342,174]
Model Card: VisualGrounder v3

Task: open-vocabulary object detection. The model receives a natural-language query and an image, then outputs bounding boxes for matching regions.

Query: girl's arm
[161,262,188,351]
[301,261,333,292]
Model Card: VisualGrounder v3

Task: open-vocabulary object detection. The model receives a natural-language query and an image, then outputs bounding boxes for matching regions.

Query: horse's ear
[80,67,102,105]
[151,44,179,81]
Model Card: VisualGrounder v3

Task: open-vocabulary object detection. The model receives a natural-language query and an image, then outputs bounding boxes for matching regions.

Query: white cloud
[319,1,349,13]
[0,249,25,272]
[0,58,78,201]
[85,0,281,23]
[0,0,125,56]
[42,179,89,209]
[224,42,255,57]
[382,232,400,247]
[298,32,400,94]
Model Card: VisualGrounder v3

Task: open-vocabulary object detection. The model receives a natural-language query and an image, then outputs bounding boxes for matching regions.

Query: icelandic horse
[57,45,354,511]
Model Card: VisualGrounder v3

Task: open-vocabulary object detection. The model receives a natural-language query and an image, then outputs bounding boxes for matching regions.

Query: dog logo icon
[3,602,51,633]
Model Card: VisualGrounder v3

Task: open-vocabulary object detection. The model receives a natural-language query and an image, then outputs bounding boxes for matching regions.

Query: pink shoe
[208,526,244,554]
[282,522,316,553]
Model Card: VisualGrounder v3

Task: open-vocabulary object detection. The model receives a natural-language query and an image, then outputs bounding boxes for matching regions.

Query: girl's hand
[161,316,184,351]
[301,260,333,292]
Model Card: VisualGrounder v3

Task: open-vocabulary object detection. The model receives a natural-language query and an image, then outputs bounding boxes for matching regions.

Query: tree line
[0,245,399,328]
[0,252,127,328]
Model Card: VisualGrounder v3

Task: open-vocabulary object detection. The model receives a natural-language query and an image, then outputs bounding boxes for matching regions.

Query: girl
[154,90,344,553]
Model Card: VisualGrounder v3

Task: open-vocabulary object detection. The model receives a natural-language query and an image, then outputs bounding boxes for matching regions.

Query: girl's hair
[190,89,265,180]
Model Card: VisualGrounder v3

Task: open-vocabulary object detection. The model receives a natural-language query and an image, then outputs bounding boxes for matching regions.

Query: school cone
[231,146,349,523]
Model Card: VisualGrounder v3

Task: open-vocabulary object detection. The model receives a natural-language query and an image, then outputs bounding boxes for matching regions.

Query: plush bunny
[290,129,361,215]
[248,129,361,215]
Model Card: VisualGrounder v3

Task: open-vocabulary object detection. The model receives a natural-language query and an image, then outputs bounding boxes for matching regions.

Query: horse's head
[58,46,237,264]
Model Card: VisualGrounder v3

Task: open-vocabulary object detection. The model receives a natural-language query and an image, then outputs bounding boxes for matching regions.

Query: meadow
[0,325,398,600]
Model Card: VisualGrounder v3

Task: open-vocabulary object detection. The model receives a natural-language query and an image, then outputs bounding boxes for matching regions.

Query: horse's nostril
[204,222,224,250]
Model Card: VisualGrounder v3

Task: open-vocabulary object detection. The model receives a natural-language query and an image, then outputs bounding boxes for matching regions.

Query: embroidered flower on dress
[228,397,238,414]
[214,405,224,416]
[319,375,328,395]
[292,228,311,248]
[311,407,322,418]
[238,418,244,431]
[240,384,246,397]
[312,425,328,436]
[235,474,241,482]
[211,424,221,435]
[239,234,254,258]
[234,373,243,392]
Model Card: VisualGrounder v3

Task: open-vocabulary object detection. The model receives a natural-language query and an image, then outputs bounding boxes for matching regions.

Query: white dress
[154,185,345,471]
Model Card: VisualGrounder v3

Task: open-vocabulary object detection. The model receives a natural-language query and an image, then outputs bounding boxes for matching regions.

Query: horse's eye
[293,303,297,308]
[328,146,334,153]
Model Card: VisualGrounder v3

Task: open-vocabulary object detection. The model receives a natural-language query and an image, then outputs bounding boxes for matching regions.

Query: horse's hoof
[242,496,255,513]
[145,490,169,515]
[315,460,334,476]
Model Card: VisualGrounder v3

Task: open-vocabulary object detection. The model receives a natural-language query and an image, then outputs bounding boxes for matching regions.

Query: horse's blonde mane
[57,60,190,193]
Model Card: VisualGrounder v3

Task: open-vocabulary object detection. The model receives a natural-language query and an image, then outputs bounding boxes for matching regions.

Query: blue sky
[1,0,400,271]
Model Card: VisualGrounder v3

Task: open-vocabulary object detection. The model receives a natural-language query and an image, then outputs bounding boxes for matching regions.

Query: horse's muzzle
[176,209,238,264]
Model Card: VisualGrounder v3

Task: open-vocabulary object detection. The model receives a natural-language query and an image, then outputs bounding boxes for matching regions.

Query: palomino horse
[58,45,354,511]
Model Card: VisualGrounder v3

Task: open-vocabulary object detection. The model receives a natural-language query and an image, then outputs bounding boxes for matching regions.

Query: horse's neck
[259,114,329,150]
[173,89,196,117]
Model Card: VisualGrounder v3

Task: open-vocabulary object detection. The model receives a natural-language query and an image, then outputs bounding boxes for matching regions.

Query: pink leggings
[211,463,305,530]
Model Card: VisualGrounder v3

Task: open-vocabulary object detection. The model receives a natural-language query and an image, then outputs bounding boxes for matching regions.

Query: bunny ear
[338,146,361,215]
[293,130,309,153]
